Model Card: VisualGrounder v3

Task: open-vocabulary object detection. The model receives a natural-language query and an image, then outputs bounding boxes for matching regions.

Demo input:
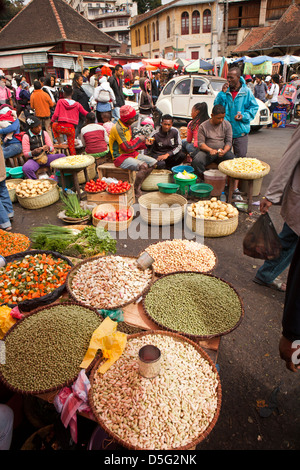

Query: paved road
[11,125,300,450]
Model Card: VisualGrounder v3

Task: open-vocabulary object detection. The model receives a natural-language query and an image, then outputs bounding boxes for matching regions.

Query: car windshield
[210,80,226,92]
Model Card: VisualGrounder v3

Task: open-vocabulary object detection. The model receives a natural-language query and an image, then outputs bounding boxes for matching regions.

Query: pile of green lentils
[143,273,242,337]
[0,304,102,393]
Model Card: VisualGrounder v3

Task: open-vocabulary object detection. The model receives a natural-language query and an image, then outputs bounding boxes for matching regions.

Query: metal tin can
[138,344,161,379]
[0,256,7,268]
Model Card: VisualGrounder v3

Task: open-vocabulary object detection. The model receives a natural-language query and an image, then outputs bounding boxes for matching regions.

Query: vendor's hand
[260,198,272,214]
[157,154,169,161]
[139,135,146,142]
[209,149,218,156]
[32,147,43,156]
[235,113,243,121]
[42,145,50,152]
[222,82,229,93]
[279,336,300,372]
[218,149,225,157]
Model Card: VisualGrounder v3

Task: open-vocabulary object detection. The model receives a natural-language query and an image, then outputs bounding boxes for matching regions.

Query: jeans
[120,153,157,170]
[256,222,299,284]
[182,140,199,158]
[0,405,14,450]
[112,107,121,123]
[191,150,235,176]
[0,179,14,229]
[2,143,22,159]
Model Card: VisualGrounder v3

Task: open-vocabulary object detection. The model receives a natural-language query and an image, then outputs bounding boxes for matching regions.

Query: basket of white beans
[16,179,60,209]
[186,197,239,238]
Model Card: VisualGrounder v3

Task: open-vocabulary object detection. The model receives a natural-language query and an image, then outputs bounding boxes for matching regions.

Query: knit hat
[245,75,252,81]
[265,75,271,82]
[26,116,41,128]
[120,105,136,123]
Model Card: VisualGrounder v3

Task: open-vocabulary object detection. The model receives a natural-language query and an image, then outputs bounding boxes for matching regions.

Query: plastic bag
[243,213,282,260]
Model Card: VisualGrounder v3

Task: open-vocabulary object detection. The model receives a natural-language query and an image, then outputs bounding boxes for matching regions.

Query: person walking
[214,67,258,159]
[266,73,280,114]
[253,122,300,292]
[0,145,14,231]
[138,77,155,127]
[72,73,91,137]
[151,71,162,105]
[30,80,55,143]
[94,76,115,124]
[82,68,90,83]
[109,65,125,123]
[254,74,268,102]
[51,85,89,156]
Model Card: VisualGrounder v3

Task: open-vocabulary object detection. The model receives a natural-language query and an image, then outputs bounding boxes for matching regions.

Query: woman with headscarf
[94,76,115,124]
[72,72,91,137]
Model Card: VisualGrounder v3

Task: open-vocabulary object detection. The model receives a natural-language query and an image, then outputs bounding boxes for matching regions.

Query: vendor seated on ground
[0,106,23,161]
[191,104,235,178]
[109,104,157,198]
[146,114,185,170]
[22,116,65,180]
[182,102,210,161]
[80,112,109,159]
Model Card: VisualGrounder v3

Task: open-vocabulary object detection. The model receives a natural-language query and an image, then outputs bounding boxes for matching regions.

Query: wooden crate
[97,162,136,185]
[86,185,135,205]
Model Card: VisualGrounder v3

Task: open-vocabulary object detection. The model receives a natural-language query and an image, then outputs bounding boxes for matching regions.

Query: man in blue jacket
[214,67,259,159]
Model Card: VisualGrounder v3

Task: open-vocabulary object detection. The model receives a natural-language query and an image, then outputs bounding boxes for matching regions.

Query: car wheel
[250,125,262,132]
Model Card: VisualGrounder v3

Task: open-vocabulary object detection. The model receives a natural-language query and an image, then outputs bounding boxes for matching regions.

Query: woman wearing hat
[22,116,65,180]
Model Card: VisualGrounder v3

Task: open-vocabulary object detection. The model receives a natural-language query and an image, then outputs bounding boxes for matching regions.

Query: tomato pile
[107,180,131,194]
[85,179,107,193]
[94,208,132,222]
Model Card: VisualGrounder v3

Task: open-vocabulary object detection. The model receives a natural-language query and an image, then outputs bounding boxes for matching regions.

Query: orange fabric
[30,89,55,118]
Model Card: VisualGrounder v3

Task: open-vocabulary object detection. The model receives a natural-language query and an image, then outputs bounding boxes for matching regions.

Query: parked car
[155,75,272,130]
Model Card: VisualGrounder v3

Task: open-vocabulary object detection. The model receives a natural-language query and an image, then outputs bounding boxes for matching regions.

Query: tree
[0,0,25,29]
[136,0,162,15]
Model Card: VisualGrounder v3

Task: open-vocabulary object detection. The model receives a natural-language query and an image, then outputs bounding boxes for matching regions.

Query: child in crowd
[101,111,114,136]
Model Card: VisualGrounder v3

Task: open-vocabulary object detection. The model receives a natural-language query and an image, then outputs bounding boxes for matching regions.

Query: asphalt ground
[5,124,300,451]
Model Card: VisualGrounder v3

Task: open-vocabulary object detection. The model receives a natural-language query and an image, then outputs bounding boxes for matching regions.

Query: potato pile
[6,181,19,190]
[188,197,238,221]
[16,179,53,198]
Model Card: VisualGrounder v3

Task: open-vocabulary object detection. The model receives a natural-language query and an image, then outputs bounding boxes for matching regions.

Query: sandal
[253,277,286,292]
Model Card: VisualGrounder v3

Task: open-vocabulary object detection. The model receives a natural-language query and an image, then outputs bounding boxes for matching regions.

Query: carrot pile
[0,229,30,257]
[0,253,71,304]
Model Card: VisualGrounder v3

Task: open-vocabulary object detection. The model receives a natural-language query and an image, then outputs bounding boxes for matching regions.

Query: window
[203,9,211,33]
[192,11,200,34]
[97,21,103,28]
[156,19,159,41]
[138,29,140,46]
[166,16,170,38]
[144,26,147,44]
[152,22,156,42]
[191,51,199,60]
[181,12,189,35]
[106,19,115,27]
[147,24,150,43]
[173,79,191,95]
[162,79,175,95]
[135,30,138,47]
[118,18,128,26]
[192,78,208,95]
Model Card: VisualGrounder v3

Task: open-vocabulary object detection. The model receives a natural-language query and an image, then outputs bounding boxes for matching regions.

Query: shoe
[232,194,243,201]
[253,276,286,292]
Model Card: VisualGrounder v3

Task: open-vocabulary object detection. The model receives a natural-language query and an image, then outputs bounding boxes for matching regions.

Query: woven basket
[142,272,244,341]
[77,164,96,184]
[17,180,59,210]
[88,330,222,451]
[50,155,95,170]
[66,255,154,310]
[6,179,23,203]
[139,192,187,226]
[92,203,134,232]
[141,170,173,191]
[186,210,238,238]
[0,302,104,396]
[218,160,270,180]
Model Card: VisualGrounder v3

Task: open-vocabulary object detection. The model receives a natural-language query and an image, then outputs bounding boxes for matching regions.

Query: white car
[155,75,272,130]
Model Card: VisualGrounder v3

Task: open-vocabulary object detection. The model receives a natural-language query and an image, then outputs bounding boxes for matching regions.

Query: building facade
[66,0,138,53]
[129,0,223,60]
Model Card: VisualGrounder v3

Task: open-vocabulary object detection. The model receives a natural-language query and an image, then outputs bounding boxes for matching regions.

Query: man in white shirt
[267,74,280,113]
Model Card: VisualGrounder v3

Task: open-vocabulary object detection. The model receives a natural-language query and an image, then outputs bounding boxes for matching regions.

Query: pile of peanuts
[145,239,216,275]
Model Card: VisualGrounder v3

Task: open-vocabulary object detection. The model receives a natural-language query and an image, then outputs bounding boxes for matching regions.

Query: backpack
[97,89,110,103]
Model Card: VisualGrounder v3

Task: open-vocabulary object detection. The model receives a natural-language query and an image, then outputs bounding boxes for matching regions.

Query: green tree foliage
[0,0,25,29]
[136,0,162,15]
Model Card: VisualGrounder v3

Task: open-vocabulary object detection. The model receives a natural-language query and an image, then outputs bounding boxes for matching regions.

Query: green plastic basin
[157,183,180,194]
[190,183,214,198]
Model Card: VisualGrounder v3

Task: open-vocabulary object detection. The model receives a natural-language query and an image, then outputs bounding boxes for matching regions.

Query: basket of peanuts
[186,197,239,238]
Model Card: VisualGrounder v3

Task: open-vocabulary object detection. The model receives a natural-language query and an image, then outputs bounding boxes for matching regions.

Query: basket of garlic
[186,197,239,238]
[16,179,60,210]
[218,158,270,180]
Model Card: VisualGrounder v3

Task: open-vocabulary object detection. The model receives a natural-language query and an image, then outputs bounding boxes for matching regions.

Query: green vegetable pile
[60,192,91,219]
[30,225,117,259]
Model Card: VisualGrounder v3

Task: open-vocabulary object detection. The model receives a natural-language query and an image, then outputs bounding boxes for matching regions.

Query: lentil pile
[145,239,216,275]
[0,304,102,393]
[70,256,153,309]
[143,273,242,337]
[91,333,219,450]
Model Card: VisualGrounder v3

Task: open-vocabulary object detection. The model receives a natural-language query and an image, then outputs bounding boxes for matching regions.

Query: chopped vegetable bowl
[0,251,73,312]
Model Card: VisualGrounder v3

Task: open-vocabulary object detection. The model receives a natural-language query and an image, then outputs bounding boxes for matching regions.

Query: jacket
[0,118,21,146]
[108,74,125,108]
[139,78,153,115]
[72,86,90,113]
[214,77,259,139]
[265,123,300,236]
[80,123,109,154]
[22,129,54,159]
[109,120,144,167]
[51,99,88,126]
[151,77,162,99]
[149,126,182,159]
[30,89,55,118]
[254,82,267,102]
[0,145,5,183]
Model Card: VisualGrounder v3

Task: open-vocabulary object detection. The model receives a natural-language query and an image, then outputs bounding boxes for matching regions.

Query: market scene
[0,0,300,454]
